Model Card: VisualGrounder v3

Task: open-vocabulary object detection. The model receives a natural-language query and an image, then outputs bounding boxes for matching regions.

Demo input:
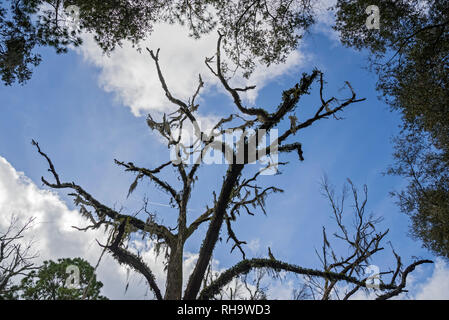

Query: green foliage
[335,0,449,258]
[1,0,314,85]
[17,257,108,300]
[388,130,449,258]
[0,0,82,85]
[334,0,449,146]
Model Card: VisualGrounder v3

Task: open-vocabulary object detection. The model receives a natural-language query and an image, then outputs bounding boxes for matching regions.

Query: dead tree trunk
[164,239,184,300]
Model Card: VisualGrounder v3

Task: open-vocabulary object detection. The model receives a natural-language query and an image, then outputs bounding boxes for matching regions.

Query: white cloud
[311,0,340,42]
[0,156,127,297]
[0,155,254,299]
[0,155,192,299]
[247,238,261,254]
[344,259,449,300]
[412,259,449,300]
[0,156,103,262]
[76,23,306,117]
[267,279,296,299]
[77,24,215,117]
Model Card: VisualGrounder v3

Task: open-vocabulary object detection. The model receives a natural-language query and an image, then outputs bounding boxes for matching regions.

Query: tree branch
[198,258,397,300]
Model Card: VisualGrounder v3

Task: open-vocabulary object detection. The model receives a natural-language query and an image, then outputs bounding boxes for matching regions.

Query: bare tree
[33,33,430,300]
[0,215,37,299]
[201,178,433,300]
[296,178,432,300]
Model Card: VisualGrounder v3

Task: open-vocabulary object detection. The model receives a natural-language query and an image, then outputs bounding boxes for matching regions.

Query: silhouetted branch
[198,258,397,300]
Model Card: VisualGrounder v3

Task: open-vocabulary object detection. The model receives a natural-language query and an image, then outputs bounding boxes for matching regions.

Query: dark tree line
[0,0,314,85]
[335,0,449,258]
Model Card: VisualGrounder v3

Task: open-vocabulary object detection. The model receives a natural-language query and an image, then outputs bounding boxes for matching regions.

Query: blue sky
[0,11,447,299]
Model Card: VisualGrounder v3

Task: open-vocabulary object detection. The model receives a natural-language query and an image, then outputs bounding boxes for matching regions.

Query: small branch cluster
[0,215,37,298]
